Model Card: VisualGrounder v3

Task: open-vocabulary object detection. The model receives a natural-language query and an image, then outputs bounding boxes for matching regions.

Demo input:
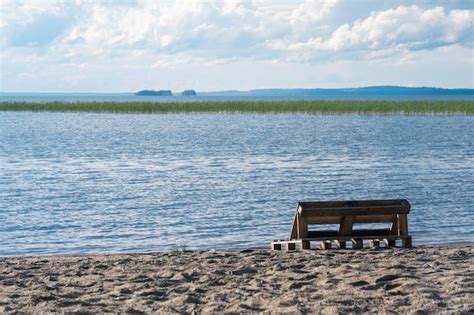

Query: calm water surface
[0,112,473,256]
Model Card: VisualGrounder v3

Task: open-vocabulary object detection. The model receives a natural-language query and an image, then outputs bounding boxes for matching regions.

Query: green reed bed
[0,100,473,114]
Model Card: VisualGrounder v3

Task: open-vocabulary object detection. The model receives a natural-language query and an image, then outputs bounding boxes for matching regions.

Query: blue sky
[0,0,473,92]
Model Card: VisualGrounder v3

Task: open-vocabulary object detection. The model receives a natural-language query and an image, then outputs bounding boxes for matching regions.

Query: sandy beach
[1,244,472,313]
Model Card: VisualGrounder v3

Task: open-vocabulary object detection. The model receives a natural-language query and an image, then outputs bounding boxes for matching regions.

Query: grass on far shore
[0,100,473,114]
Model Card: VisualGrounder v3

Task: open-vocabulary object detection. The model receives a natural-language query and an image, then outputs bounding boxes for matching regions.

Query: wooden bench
[271,199,412,250]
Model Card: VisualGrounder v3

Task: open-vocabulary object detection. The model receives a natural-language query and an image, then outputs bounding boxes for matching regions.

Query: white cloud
[267,5,473,60]
[0,0,62,26]
[290,0,338,24]
[48,0,340,58]
[0,0,472,91]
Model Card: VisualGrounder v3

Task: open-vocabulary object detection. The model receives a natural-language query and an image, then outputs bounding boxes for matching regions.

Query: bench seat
[307,228,392,238]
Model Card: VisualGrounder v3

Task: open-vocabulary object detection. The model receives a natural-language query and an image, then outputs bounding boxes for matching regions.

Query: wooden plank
[398,214,409,236]
[299,200,359,210]
[288,214,298,240]
[296,204,303,214]
[308,229,391,238]
[339,215,355,236]
[271,240,301,244]
[298,199,410,210]
[300,205,410,216]
[306,214,395,224]
[298,199,407,208]
[307,216,341,224]
[320,241,332,249]
[390,215,399,235]
[302,241,311,250]
[301,235,401,242]
[297,215,308,239]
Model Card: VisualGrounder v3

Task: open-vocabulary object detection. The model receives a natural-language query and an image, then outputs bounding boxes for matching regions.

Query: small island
[181,90,197,96]
[135,90,172,96]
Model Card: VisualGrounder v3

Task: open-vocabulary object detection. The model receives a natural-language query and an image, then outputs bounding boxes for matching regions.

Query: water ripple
[0,112,473,255]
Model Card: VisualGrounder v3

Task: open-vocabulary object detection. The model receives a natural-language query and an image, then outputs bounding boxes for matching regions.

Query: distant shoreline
[2,86,473,97]
[1,100,473,114]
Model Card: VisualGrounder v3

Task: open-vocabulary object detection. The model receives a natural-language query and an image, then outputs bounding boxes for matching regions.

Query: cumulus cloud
[0,0,473,91]
[327,6,472,50]
[290,0,338,24]
[266,5,473,60]
[1,1,338,55]
[0,0,68,47]
[4,1,471,60]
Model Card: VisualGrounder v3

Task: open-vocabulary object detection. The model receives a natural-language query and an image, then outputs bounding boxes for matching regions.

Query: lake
[0,112,473,256]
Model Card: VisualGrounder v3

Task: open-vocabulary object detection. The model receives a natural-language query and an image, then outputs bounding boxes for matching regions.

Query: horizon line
[2,85,474,94]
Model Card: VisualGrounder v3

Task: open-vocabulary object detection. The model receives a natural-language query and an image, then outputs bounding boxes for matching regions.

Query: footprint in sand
[384,283,402,291]
[119,287,133,294]
[349,280,369,287]
[137,289,167,300]
[375,274,401,283]
[229,267,257,276]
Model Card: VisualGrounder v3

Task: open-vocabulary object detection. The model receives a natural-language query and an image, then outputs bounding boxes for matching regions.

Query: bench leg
[320,241,332,250]
[302,241,311,250]
[271,243,282,250]
[402,236,412,248]
[384,239,396,247]
[398,214,409,237]
[286,242,296,251]
[335,240,346,249]
[352,239,363,249]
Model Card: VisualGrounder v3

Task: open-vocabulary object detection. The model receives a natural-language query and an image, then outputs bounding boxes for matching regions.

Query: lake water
[0,112,473,256]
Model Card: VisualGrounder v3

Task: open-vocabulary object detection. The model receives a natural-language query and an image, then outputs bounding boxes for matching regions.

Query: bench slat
[299,205,410,216]
[308,228,392,238]
[307,214,396,224]
[298,199,409,209]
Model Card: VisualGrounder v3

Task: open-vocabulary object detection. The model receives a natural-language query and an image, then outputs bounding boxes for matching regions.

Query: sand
[1,244,472,313]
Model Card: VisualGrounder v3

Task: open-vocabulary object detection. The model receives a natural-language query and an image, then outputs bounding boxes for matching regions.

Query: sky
[0,0,473,92]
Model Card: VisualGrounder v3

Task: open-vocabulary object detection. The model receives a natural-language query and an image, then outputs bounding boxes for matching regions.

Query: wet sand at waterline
[1,244,472,313]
